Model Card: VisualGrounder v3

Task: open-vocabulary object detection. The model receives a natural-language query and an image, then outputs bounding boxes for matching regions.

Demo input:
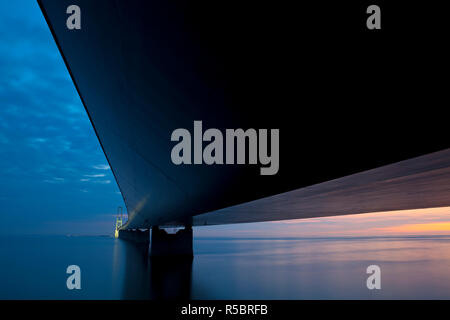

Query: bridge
[38,0,450,256]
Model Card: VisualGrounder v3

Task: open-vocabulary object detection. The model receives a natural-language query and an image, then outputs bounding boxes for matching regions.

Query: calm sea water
[1,235,450,299]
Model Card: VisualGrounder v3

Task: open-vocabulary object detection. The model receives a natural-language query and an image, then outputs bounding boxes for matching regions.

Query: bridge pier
[150,226,193,258]
[117,229,150,244]
[118,226,194,257]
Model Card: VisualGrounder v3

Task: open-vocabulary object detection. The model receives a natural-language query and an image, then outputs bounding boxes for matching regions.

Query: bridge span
[38,0,450,256]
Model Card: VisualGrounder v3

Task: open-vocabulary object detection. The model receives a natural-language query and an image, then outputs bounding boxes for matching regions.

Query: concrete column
[118,229,150,244]
[150,226,193,258]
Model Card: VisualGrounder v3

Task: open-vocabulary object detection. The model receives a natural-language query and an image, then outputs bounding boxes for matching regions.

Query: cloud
[0,1,127,235]
[84,174,106,178]
[30,137,47,143]
[92,164,110,170]
[94,180,111,184]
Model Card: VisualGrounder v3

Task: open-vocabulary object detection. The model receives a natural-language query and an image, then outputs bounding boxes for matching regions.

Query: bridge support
[118,229,150,244]
[150,226,193,258]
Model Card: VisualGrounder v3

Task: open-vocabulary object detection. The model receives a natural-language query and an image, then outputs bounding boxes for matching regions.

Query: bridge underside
[38,0,450,257]
[117,148,450,256]
[188,149,450,226]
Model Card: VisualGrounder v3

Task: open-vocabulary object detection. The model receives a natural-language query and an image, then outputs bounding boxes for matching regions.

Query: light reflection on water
[2,235,450,299]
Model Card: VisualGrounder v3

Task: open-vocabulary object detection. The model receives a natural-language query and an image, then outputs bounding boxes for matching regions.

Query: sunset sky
[2,1,450,237]
[195,207,450,238]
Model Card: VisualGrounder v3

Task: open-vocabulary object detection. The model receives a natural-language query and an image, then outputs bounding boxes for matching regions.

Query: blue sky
[0,1,124,234]
[2,1,450,237]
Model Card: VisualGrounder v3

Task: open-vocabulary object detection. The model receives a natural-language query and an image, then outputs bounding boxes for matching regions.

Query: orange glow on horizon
[196,206,450,238]
[375,222,450,234]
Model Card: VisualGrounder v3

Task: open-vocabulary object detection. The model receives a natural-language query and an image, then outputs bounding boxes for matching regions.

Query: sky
[1,1,450,237]
[196,207,450,238]
[0,0,124,234]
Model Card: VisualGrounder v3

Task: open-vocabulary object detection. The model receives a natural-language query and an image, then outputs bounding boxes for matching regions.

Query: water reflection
[5,235,450,299]
[115,239,192,299]
[149,257,193,299]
